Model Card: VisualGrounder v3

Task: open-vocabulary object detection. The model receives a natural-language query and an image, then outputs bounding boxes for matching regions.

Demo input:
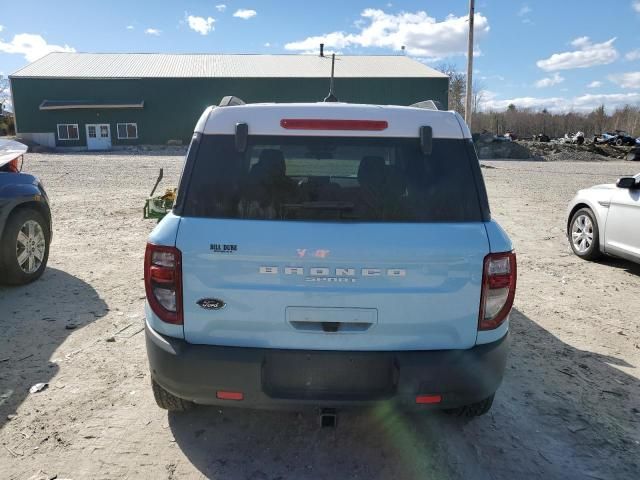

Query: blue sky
[2,0,640,112]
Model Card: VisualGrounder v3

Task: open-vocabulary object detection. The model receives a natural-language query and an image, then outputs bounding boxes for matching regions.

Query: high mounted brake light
[280,119,388,131]
[145,243,183,325]
[415,394,442,404]
[479,251,517,330]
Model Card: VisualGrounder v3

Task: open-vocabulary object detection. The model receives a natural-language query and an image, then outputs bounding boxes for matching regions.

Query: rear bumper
[146,321,509,410]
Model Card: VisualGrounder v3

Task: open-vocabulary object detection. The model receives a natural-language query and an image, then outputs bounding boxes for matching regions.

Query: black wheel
[151,379,194,411]
[444,394,494,418]
[615,138,623,146]
[0,208,50,285]
[568,208,601,261]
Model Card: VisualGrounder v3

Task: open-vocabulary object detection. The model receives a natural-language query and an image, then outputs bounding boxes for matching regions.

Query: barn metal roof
[10,53,447,79]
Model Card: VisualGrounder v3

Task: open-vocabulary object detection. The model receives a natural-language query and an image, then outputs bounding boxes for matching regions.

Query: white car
[567,173,640,264]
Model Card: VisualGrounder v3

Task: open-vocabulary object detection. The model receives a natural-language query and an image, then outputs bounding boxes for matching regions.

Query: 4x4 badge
[197,298,226,310]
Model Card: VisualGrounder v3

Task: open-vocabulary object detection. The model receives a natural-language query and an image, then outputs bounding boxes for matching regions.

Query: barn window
[117,123,138,139]
[57,124,79,140]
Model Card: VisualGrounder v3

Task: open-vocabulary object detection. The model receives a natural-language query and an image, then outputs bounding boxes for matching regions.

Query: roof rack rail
[219,96,246,107]
[409,100,443,111]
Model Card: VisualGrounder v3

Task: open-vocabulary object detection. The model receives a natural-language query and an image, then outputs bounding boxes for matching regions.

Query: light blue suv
[144,99,516,418]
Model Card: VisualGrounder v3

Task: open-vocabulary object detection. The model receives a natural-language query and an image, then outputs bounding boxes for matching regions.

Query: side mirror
[235,122,248,153]
[616,176,637,189]
[420,126,433,156]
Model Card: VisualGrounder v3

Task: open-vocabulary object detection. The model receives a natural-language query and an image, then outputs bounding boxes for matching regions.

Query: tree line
[437,64,640,139]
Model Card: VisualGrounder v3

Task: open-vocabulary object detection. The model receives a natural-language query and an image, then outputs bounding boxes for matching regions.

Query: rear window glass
[180,135,483,222]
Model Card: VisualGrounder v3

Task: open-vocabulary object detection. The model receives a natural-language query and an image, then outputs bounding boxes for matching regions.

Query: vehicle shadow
[599,257,640,276]
[0,267,108,430]
[168,308,640,480]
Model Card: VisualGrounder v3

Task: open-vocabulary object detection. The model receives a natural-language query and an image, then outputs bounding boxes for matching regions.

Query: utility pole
[464,0,475,127]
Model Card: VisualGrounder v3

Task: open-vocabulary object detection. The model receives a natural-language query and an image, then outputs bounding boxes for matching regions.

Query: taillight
[144,243,183,325]
[5,158,20,172]
[479,251,517,330]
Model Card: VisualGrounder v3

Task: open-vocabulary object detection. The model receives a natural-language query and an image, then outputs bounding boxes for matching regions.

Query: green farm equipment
[143,168,176,221]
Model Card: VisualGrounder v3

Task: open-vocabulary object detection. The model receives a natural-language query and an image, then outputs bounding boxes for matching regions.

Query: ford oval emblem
[197,298,226,310]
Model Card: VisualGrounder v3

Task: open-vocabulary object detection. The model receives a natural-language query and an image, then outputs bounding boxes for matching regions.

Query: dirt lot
[1,153,639,480]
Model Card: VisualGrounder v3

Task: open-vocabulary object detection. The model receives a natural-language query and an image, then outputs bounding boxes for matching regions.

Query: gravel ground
[1,153,639,480]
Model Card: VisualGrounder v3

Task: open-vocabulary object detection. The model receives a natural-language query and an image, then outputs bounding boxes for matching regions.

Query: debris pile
[520,140,637,162]
[474,133,639,161]
[474,134,533,160]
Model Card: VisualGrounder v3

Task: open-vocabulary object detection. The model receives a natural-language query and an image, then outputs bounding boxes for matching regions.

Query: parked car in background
[594,130,637,147]
[0,140,52,285]
[144,97,516,419]
[567,173,640,264]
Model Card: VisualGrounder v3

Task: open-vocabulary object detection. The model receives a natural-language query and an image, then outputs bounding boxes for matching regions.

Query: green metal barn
[9,52,449,150]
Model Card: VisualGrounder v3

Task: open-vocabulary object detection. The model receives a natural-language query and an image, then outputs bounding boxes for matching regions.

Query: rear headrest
[358,156,385,186]
[252,149,286,177]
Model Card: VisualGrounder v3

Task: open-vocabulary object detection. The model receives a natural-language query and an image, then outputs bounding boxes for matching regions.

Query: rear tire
[0,208,50,285]
[569,208,602,261]
[151,379,194,411]
[444,394,494,418]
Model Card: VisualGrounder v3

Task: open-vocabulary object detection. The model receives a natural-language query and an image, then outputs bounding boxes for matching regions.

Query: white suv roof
[195,102,471,139]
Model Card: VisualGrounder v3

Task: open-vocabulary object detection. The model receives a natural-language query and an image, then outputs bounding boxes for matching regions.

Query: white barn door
[86,124,112,150]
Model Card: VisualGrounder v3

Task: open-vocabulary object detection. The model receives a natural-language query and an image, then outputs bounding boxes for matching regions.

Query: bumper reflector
[415,394,442,404]
[216,390,244,401]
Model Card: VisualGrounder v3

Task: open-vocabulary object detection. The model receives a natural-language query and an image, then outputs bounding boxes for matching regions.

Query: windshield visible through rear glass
[180,135,483,222]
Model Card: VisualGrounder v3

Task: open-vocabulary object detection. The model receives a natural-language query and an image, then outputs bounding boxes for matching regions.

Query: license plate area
[262,351,397,401]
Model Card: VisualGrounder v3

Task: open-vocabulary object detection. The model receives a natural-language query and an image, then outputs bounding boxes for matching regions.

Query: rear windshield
[180,135,483,222]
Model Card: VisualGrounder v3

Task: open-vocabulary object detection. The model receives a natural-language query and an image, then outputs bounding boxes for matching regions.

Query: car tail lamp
[145,243,183,325]
[479,252,517,330]
[4,158,21,172]
[280,119,388,131]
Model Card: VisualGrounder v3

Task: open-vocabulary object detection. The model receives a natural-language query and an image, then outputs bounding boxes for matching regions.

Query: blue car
[0,140,51,285]
[144,98,517,419]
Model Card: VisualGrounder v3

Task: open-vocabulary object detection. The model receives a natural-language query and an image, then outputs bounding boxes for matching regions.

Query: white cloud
[285,9,490,58]
[233,9,257,20]
[216,4,227,12]
[587,80,602,88]
[0,33,75,62]
[570,36,590,48]
[126,25,134,30]
[264,42,271,47]
[517,5,531,16]
[187,15,215,35]
[535,72,564,88]
[609,72,640,89]
[0,25,4,32]
[633,1,640,13]
[479,74,506,81]
[517,5,532,23]
[145,28,161,36]
[536,37,618,71]
[625,49,640,61]
[481,92,640,113]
